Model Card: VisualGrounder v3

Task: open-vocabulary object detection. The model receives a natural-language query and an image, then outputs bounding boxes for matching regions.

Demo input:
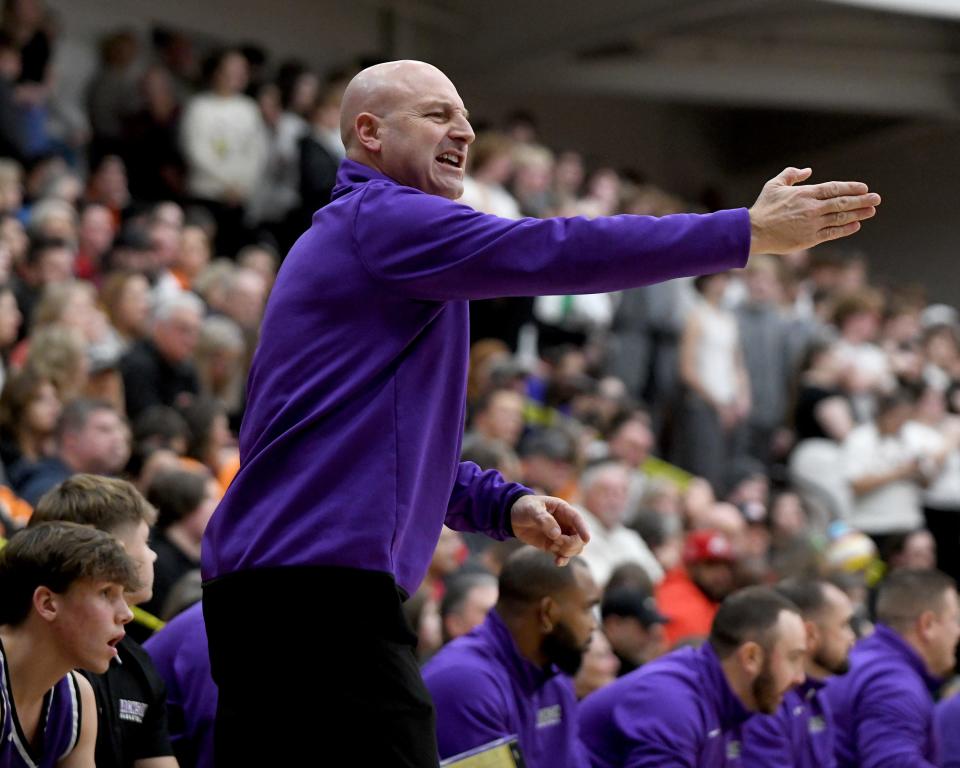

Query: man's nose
[450,115,475,144]
[118,601,134,625]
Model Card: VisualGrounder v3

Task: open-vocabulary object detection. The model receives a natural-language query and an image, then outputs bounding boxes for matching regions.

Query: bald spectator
[440,571,498,643]
[826,569,960,768]
[656,529,737,647]
[576,461,663,587]
[15,398,130,505]
[120,292,202,419]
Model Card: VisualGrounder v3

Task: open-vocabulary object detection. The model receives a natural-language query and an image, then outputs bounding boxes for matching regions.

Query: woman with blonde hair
[23,325,89,403]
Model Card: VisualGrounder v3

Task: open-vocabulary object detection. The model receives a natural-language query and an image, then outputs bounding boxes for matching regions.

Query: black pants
[203,566,438,767]
[924,506,960,584]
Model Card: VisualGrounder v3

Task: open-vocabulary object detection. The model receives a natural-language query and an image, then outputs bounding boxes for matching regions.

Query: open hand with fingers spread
[748,167,881,255]
[510,494,591,566]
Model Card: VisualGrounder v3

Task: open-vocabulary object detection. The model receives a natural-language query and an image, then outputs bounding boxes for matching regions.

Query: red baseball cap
[683,529,735,565]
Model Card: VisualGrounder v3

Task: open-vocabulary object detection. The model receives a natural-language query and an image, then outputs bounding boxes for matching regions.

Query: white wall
[724,121,960,305]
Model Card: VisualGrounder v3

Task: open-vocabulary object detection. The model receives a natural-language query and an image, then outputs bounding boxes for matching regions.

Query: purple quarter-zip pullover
[824,624,942,768]
[741,677,836,768]
[935,689,960,768]
[144,603,216,768]
[201,159,750,595]
[423,610,588,767]
[578,643,754,768]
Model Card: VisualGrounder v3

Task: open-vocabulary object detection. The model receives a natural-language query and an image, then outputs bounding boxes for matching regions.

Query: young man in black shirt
[29,474,178,768]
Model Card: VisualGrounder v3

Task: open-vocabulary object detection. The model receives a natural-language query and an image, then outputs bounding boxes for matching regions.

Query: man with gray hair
[577,460,663,587]
[120,292,202,419]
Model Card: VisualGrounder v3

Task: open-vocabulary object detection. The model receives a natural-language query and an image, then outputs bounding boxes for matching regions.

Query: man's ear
[917,609,937,641]
[540,596,559,633]
[33,586,59,623]
[354,113,382,153]
[737,640,764,677]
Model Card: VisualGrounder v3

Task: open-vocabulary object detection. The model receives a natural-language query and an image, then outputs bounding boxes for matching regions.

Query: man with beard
[579,586,806,767]
[656,528,738,646]
[742,579,857,768]
[423,547,599,766]
[824,568,960,768]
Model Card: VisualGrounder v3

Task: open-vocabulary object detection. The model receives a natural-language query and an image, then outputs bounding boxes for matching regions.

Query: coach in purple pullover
[935,691,960,768]
[579,586,807,767]
[199,58,880,766]
[424,548,597,766]
[741,580,857,768]
[144,603,216,768]
[824,569,960,768]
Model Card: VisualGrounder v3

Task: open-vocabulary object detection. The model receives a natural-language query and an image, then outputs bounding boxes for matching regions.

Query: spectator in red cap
[655,529,737,647]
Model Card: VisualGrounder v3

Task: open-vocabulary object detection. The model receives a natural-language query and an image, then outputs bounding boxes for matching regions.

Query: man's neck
[899,628,938,678]
[805,658,829,681]
[720,654,756,711]
[499,610,548,668]
[0,625,68,711]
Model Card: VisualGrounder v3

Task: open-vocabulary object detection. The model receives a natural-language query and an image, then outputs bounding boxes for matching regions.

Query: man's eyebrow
[420,100,470,119]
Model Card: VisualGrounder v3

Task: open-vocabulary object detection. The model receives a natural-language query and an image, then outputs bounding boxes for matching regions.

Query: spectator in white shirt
[843,388,937,543]
[576,460,663,588]
[181,49,267,255]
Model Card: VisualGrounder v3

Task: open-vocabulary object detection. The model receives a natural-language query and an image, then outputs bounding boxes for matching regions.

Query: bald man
[201,59,880,766]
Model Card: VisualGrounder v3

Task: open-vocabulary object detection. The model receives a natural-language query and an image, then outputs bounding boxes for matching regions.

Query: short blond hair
[31,474,157,533]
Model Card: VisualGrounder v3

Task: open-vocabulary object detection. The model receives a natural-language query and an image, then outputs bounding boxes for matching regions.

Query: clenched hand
[510,495,591,566]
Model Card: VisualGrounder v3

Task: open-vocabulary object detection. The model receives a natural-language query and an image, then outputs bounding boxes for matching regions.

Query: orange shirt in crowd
[655,566,719,648]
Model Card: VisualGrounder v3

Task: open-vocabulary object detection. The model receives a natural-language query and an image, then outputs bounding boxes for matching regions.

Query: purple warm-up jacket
[824,624,942,768]
[741,677,836,768]
[579,643,753,767]
[935,690,960,768]
[423,610,588,767]
[144,603,216,768]
[201,159,750,595]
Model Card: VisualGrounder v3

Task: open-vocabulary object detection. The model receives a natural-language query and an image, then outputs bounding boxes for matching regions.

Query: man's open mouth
[437,152,463,168]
